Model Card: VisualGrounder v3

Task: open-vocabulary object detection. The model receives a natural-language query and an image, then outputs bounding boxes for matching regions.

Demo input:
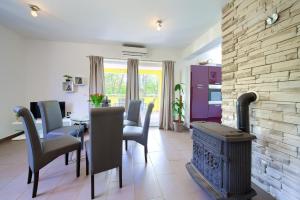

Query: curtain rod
[86,56,175,63]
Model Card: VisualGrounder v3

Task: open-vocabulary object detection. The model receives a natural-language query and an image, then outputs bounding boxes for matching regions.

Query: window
[104,59,162,126]
[139,63,162,126]
[104,60,127,107]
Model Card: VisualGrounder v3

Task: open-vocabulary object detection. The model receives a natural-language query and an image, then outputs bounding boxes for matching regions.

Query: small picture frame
[63,81,74,92]
[74,77,84,85]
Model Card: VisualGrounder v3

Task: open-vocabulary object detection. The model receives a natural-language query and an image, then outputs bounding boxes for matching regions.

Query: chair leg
[119,165,122,188]
[65,153,69,165]
[81,134,84,150]
[91,174,94,199]
[125,140,128,151]
[86,150,89,175]
[76,148,81,177]
[32,171,39,198]
[144,145,148,163]
[27,167,32,184]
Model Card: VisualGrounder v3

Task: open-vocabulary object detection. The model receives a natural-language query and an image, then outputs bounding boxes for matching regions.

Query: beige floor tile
[0,128,274,200]
[133,163,162,200]
[106,183,134,200]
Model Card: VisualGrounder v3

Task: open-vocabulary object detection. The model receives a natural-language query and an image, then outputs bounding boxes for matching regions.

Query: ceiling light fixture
[156,20,163,31]
[29,4,40,17]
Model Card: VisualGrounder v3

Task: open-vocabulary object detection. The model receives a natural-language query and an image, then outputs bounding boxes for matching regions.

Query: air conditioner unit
[121,45,148,58]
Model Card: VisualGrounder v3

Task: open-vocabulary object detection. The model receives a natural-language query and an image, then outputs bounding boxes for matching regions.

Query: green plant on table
[90,93,105,107]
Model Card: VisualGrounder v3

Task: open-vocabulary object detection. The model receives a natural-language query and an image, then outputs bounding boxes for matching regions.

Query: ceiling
[0,0,227,48]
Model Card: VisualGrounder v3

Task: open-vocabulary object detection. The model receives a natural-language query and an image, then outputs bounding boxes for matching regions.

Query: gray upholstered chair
[13,106,81,198]
[85,107,124,199]
[123,103,154,163]
[124,100,141,127]
[38,101,85,153]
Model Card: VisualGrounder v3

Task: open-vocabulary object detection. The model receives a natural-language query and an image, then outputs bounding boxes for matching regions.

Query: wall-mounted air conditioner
[121,44,148,58]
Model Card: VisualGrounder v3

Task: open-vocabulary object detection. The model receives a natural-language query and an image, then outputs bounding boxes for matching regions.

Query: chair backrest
[14,106,43,171]
[38,101,63,137]
[89,107,125,174]
[142,103,154,144]
[127,100,141,123]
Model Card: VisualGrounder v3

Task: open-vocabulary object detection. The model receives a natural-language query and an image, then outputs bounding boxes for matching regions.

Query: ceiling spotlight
[156,20,162,31]
[29,4,40,17]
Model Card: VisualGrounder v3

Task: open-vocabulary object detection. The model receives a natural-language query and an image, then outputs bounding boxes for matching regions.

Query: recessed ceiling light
[156,20,162,31]
[29,4,40,17]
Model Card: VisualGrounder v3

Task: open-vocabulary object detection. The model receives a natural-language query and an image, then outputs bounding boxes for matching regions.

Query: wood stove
[186,121,256,200]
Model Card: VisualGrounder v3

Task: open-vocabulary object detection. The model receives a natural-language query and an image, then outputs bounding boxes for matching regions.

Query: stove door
[192,140,204,173]
[203,148,222,190]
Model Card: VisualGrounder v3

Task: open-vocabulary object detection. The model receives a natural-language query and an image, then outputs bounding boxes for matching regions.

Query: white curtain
[125,59,139,111]
[159,61,175,130]
[89,56,105,95]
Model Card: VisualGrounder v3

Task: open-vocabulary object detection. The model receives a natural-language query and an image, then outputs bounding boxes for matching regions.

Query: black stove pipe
[236,92,257,133]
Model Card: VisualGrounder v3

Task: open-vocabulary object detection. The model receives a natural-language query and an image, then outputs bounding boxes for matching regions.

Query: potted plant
[63,75,73,82]
[90,93,105,107]
[172,83,185,132]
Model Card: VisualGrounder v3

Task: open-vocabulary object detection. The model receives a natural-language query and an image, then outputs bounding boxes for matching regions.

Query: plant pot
[173,121,184,132]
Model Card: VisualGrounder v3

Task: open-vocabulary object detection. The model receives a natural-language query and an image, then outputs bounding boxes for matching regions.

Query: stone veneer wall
[221,0,300,199]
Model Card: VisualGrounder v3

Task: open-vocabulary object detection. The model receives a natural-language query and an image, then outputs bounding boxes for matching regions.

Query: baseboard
[0,131,24,143]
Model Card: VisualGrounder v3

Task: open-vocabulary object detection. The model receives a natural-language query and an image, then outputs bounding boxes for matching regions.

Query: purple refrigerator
[190,65,222,123]
[190,65,209,120]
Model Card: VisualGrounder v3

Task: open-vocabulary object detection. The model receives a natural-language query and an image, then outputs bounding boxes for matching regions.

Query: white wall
[191,45,222,65]
[0,25,26,139]
[0,23,201,138]
[182,22,222,60]
[23,39,182,118]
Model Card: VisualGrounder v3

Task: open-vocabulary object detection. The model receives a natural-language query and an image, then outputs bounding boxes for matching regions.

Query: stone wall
[221,0,300,199]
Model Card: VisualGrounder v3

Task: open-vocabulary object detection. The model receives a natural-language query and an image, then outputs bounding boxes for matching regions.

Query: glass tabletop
[70,115,89,123]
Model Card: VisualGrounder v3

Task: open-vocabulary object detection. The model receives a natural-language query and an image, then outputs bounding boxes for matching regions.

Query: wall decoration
[266,13,279,25]
[63,74,73,82]
[63,81,74,92]
[74,77,84,85]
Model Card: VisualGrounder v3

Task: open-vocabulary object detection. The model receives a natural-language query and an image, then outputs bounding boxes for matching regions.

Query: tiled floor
[0,128,273,200]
